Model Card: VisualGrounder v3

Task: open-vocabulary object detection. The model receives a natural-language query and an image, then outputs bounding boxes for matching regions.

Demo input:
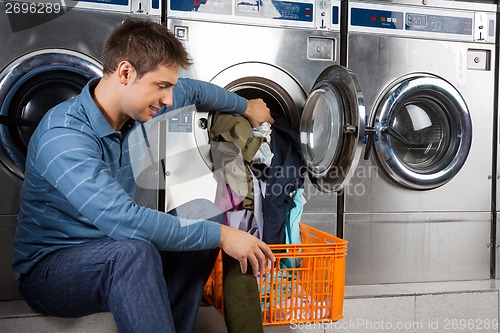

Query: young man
[12,19,275,333]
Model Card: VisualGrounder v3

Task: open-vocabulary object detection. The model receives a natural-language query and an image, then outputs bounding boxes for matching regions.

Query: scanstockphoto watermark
[132,155,379,199]
[128,107,381,199]
[290,318,500,331]
[302,164,379,200]
[2,1,80,32]
[290,318,427,331]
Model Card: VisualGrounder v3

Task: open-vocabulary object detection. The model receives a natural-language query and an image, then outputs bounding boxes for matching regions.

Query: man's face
[124,64,179,123]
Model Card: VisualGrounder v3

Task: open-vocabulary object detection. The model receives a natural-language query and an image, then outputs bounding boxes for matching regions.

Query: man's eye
[158,85,167,89]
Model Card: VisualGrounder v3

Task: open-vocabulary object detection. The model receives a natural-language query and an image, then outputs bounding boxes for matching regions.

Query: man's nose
[160,91,173,108]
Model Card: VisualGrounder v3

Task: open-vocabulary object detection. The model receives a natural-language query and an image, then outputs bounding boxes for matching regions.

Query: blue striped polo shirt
[12,77,247,279]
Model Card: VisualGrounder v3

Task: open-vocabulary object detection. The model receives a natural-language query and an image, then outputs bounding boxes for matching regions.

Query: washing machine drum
[371,73,472,190]
[0,49,102,178]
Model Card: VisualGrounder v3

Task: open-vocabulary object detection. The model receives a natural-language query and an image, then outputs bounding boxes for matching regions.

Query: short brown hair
[102,19,192,78]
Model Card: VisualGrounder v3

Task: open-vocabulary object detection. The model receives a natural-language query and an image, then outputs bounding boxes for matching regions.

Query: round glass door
[300,65,365,192]
[0,49,102,179]
[372,73,471,190]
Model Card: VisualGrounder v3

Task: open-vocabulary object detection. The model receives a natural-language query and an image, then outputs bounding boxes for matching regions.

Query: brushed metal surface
[345,212,491,284]
[0,7,143,213]
[0,215,20,300]
[168,19,343,216]
[169,19,341,96]
[344,0,495,284]
[0,7,150,299]
[350,0,497,11]
[346,31,495,213]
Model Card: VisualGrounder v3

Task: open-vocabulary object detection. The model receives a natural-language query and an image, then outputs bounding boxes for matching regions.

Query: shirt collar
[81,78,136,138]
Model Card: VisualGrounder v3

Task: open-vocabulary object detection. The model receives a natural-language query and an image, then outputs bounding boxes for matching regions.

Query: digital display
[406,12,472,35]
[407,13,427,27]
[78,0,129,5]
[169,0,314,22]
[350,8,404,30]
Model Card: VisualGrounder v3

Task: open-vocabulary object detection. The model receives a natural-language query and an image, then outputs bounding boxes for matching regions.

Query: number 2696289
[5,2,62,14]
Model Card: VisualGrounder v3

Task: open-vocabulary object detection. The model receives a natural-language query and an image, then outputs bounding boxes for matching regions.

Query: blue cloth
[281,188,304,269]
[19,199,224,333]
[285,188,304,246]
[253,114,305,244]
[13,77,247,279]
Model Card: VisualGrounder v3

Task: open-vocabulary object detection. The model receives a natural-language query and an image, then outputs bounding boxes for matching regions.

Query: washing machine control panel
[70,0,161,16]
[349,2,496,43]
[167,0,340,30]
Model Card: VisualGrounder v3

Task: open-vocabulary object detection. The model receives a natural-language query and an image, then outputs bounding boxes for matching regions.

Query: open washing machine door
[130,105,218,212]
[162,105,218,211]
[300,65,365,192]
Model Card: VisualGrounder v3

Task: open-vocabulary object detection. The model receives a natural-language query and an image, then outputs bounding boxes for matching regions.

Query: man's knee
[107,239,161,269]
[170,199,225,225]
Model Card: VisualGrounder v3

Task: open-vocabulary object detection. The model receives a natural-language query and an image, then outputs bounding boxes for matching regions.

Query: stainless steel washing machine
[494,0,500,280]
[345,0,497,284]
[166,0,367,233]
[0,0,160,300]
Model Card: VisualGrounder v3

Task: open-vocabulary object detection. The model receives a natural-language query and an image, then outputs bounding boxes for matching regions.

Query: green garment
[209,114,264,210]
[222,252,264,333]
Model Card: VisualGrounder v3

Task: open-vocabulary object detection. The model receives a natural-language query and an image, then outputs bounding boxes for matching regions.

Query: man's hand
[219,224,275,276]
[242,98,274,128]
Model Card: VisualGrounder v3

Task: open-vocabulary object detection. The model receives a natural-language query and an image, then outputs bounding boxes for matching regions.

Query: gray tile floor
[3,280,500,332]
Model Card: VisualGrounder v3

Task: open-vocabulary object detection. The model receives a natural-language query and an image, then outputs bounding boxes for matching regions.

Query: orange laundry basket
[203,223,347,326]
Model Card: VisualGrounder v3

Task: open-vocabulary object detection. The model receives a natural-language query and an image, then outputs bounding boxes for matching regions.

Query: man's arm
[167,78,274,127]
[241,98,274,128]
[33,127,221,252]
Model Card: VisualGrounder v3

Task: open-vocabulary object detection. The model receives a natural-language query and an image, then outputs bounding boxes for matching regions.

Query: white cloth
[252,122,274,166]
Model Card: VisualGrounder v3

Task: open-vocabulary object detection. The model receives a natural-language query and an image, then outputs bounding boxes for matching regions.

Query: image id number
[442,318,498,330]
[5,1,62,14]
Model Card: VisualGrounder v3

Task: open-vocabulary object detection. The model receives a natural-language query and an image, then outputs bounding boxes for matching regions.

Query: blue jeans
[19,199,224,333]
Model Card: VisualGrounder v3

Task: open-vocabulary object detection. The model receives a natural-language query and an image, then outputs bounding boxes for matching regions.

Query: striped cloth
[12,77,247,279]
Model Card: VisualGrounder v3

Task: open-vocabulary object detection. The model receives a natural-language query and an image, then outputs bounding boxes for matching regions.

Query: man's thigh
[19,238,150,317]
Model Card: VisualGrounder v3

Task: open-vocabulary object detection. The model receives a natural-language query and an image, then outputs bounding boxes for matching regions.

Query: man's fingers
[239,258,248,275]
[220,225,276,276]
[260,242,275,263]
[244,249,268,276]
[244,252,257,277]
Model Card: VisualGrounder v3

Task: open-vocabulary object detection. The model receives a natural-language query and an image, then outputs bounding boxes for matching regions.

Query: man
[12,19,275,333]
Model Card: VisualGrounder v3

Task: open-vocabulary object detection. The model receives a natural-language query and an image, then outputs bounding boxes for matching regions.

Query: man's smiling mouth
[149,105,160,116]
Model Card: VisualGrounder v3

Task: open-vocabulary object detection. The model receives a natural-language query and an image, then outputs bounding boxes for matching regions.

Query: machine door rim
[0,48,103,179]
[300,65,366,193]
[371,73,472,190]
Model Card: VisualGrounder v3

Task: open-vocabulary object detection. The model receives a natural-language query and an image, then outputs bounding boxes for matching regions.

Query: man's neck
[92,77,129,131]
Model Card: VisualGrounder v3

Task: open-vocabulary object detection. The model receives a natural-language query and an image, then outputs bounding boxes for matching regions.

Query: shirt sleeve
[166,78,248,114]
[32,127,221,251]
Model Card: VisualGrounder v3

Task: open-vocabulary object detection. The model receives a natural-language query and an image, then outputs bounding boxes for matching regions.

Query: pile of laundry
[258,268,332,322]
[265,293,331,321]
[209,112,306,245]
[209,113,335,323]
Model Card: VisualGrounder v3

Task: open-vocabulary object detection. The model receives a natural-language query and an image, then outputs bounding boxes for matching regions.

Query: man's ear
[116,61,135,85]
